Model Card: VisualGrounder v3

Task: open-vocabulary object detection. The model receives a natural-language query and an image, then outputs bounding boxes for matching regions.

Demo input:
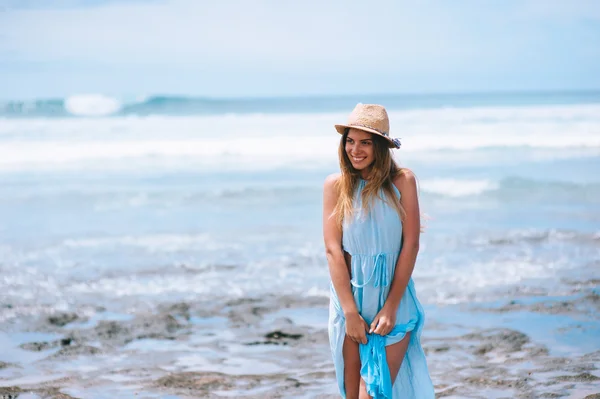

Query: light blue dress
[328,179,435,399]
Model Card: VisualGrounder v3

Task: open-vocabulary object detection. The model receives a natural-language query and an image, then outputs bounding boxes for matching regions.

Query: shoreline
[1,285,599,398]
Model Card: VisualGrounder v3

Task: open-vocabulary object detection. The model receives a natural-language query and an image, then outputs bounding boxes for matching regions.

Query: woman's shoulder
[392,168,417,192]
[324,172,342,191]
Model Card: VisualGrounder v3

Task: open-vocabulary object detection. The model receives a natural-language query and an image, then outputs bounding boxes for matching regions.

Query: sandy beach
[1,277,599,398]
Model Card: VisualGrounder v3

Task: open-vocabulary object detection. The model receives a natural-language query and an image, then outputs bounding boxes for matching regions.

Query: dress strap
[350,253,389,288]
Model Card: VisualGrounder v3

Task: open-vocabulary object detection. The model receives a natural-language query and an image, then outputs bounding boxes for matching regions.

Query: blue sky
[1,0,599,100]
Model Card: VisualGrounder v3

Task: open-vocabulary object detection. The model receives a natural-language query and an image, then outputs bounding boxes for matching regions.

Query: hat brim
[334,124,399,149]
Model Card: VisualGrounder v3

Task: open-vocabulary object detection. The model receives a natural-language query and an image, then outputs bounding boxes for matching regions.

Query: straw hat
[334,103,401,149]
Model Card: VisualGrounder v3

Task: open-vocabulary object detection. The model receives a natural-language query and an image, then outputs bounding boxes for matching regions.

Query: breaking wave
[2,90,600,118]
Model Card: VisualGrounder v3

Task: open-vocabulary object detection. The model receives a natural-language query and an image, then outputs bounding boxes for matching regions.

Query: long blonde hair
[333,129,406,226]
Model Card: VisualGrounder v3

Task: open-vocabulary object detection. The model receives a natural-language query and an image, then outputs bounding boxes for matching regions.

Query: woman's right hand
[345,311,369,344]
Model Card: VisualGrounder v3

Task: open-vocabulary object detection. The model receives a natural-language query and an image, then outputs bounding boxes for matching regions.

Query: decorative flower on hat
[391,138,402,149]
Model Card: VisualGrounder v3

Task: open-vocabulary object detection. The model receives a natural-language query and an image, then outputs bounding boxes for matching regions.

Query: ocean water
[1,92,599,396]
[1,93,599,309]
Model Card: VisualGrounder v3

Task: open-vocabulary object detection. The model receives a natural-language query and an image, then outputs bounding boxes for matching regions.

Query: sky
[1,0,599,100]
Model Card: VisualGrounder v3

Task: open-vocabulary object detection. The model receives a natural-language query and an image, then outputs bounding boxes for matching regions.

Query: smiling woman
[324,104,435,398]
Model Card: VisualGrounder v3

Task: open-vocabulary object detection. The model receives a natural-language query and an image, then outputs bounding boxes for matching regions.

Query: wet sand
[1,280,599,399]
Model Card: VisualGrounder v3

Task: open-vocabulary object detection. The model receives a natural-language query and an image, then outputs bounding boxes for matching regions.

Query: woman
[323,104,435,399]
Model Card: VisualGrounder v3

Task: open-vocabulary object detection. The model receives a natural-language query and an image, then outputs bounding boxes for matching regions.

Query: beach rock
[464,329,530,355]
[585,291,600,304]
[0,382,78,399]
[0,361,21,371]
[435,385,460,397]
[19,337,77,353]
[94,320,130,341]
[265,330,303,340]
[246,329,305,346]
[20,341,57,351]
[463,374,529,389]
[556,372,600,382]
[153,371,317,398]
[33,387,79,399]
[583,350,600,360]
[0,386,21,398]
[49,344,102,359]
[530,301,576,314]
[482,288,600,317]
[474,343,494,355]
[48,312,79,327]
[64,312,185,348]
[155,372,234,391]
[227,305,269,326]
[432,345,451,352]
[158,301,191,321]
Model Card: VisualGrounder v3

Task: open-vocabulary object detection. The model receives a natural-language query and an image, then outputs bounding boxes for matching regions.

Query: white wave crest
[0,103,599,172]
[62,233,219,252]
[420,178,499,197]
[64,94,121,116]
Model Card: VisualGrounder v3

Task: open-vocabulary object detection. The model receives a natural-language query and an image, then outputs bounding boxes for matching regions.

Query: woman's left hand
[369,305,397,336]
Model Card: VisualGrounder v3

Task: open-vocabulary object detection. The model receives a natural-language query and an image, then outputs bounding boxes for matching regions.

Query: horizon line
[2,88,600,103]
[3,88,600,104]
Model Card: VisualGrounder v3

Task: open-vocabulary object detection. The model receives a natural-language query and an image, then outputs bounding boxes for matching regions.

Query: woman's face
[345,128,375,172]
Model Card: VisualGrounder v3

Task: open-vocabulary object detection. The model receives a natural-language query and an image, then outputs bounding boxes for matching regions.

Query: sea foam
[64,94,122,117]
[419,178,499,197]
[0,104,599,172]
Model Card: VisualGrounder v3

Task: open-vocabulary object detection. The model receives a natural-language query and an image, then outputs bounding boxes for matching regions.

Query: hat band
[348,123,389,137]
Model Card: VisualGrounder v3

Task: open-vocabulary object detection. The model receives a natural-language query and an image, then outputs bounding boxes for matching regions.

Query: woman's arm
[384,169,421,311]
[323,173,359,317]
